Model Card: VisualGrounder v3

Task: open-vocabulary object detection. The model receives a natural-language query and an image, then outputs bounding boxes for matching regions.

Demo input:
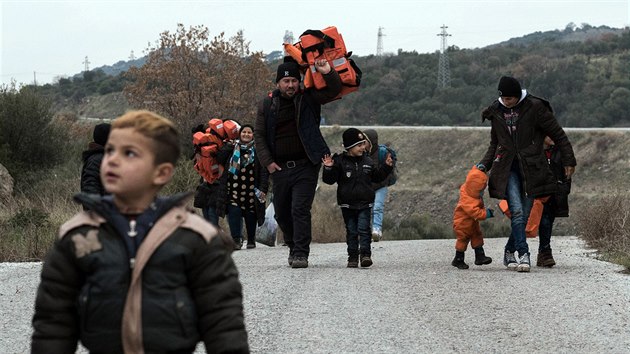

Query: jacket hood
[74,192,193,221]
[363,129,379,155]
[498,89,528,108]
[463,166,488,196]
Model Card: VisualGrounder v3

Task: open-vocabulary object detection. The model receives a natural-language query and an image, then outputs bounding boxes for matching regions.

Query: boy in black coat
[32,110,248,353]
[322,128,393,268]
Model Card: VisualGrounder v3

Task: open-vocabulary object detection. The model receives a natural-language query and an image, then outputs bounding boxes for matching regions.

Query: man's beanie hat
[498,76,522,97]
[93,123,111,146]
[342,128,367,150]
[276,57,301,83]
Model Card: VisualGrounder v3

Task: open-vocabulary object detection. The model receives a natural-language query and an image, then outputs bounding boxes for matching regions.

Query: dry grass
[2,127,630,264]
[577,193,630,270]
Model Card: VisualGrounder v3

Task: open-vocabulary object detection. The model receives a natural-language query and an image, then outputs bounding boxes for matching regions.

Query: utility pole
[376,27,385,56]
[129,50,136,61]
[437,25,451,89]
[283,30,295,56]
[33,71,37,86]
[83,56,90,72]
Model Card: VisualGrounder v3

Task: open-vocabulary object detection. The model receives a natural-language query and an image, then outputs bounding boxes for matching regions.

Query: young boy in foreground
[31,110,249,353]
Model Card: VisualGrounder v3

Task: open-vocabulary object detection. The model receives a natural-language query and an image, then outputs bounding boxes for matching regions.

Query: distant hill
[38,24,630,127]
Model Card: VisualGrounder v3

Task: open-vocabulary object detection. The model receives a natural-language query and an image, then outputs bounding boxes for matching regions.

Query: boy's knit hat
[497,76,522,97]
[93,123,111,146]
[342,128,366,150]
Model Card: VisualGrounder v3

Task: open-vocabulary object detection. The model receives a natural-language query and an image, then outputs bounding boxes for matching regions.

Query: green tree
[0,83,68,175]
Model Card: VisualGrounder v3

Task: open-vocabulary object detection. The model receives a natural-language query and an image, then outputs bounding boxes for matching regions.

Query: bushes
[0,84,70,185]
[577,194,630,270]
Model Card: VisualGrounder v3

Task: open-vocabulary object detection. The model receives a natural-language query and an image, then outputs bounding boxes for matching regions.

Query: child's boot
[474,246,492,265]
[451,251,469,269]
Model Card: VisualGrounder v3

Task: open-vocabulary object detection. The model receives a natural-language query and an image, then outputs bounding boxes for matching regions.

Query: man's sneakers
[516,253,531,273]
[347,256,359,268]
[503,251,518,270]
[291,256,308,268]
[537,249,556,267]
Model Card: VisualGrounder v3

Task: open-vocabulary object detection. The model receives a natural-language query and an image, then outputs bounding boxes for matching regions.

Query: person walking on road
[322,128,393,268]
[255,57,342,268]
[477,76,576,272]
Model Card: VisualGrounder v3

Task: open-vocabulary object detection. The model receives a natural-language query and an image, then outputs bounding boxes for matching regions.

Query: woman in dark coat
[217,125,269,249]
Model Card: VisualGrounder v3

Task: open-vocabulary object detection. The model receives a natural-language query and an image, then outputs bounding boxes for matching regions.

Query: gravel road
[2,237,629,353]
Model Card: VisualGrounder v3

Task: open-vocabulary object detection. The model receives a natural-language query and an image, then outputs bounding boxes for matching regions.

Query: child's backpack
[193,118,241,184]
[378,144,398,186]
[283,26,362,102]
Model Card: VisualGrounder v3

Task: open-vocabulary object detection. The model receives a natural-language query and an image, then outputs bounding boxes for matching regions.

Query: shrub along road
[1,237,629,353]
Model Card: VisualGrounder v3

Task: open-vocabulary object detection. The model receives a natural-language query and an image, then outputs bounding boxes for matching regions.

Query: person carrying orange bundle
[452,165,494,269]
[498,197,547,238]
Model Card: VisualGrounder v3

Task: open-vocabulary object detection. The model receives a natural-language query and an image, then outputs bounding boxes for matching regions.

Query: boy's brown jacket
[31,193,249,354]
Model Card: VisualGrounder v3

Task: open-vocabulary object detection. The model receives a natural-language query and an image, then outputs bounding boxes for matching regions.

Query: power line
[376,26,385,56]
[83,56,90,72]
[437,24,451,89]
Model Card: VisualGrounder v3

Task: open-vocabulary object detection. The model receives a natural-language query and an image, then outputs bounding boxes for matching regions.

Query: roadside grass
[577,193,630,271]
[1,127,630,269]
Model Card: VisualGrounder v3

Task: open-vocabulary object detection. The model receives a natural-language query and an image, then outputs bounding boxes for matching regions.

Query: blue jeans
[504,168,534,256]
[341,208,372,258]
[538,202,555,251]
[227,204,257,243]
[372,186,388,232]
[202,206,219,227]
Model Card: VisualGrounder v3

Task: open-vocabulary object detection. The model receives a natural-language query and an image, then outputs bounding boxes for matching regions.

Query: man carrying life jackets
[255,57,342,268]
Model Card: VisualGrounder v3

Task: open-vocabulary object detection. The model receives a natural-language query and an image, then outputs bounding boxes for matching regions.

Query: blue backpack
[378,144,398,186]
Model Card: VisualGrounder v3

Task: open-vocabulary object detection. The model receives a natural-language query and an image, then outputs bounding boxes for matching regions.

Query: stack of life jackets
[192,118,240,184]
[283,26,362,102]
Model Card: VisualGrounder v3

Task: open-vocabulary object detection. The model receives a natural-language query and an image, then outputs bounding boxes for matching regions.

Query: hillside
[315,126,630,240]
[31,25,630,127]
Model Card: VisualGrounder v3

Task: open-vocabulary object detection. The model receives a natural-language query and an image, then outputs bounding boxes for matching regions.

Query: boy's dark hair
[112,110,180,165]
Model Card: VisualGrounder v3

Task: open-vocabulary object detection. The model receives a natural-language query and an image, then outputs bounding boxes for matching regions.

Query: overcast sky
[1,0,629,86]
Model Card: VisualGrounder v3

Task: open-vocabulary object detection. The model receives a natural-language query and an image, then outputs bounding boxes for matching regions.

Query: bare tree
[124,24,272,135]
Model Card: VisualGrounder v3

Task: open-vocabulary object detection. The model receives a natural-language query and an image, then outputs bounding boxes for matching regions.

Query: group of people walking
[31,54,576,353]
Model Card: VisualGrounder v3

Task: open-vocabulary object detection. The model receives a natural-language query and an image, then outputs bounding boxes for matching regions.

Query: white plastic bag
[255,203,277,247]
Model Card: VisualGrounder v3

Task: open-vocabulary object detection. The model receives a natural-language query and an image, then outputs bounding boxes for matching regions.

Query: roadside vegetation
[1,24,629,270]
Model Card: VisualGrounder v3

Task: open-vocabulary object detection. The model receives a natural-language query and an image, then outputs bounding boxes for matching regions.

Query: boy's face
[347,141,366,157]
[101,127,174,205]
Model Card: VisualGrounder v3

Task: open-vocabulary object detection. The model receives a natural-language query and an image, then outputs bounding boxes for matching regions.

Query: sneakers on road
[516,253,531,273]
[360,255,373,268]
[371,229,382,242]
[291,257,308,268]
[537,249,556,267]
[503,251,518,270]
[347,256,359,268]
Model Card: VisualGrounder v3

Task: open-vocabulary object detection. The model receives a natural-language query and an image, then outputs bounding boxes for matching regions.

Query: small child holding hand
[451,165,494,269]
[322,128,393,268]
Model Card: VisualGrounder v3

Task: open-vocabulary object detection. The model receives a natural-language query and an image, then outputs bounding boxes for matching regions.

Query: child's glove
[486,208,494,218]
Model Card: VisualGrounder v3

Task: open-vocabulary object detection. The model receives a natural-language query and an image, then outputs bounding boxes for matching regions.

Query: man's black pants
[271,160,320,258]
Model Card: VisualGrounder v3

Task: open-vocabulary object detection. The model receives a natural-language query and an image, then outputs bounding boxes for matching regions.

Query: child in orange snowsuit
[452,165,494,269]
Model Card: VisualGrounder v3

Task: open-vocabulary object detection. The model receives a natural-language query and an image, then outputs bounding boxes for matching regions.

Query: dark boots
[537,248,556,267]
[451,251,469,269]
[474,246,492,265]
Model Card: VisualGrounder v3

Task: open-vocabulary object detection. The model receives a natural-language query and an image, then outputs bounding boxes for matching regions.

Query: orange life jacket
[193,119,241,184]
[284,26,362,101]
